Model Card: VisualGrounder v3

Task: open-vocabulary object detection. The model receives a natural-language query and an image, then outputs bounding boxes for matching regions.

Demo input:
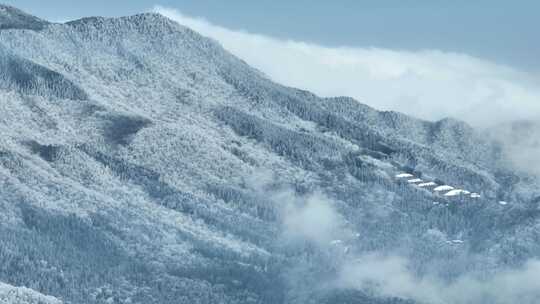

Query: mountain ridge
[0,4,49,30]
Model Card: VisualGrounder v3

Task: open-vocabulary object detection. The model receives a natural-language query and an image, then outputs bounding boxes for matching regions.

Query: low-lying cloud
[155,6,540,129]
[245,169,349,247]
[339,254,540,304]
[246,171,540,303]
[280,191,343,246]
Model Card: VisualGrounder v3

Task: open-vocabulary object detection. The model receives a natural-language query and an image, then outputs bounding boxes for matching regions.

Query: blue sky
[4,0,540,72]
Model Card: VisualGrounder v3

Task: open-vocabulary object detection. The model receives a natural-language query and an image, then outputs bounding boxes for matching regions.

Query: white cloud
[339,254,540,304]
[244,169,347,246]
[155,6,540,128]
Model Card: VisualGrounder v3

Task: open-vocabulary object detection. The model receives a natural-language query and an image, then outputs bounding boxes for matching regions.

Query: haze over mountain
[1,4,539,304]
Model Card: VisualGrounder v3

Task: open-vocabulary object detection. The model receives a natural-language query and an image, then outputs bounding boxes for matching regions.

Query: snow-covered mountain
[1,5,539,304]
[0,282,61,304]
[0,5,48,30]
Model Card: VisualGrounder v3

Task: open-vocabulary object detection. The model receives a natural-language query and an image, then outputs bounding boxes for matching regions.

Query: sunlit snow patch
[408,178,423,183]
[396,173,414,178]
[434,185,454,192]
[499,201,508,205]
[418,182,437,187]
[470,193,481,198]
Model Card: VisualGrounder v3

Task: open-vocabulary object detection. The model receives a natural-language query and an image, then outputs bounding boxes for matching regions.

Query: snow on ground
[397,172,484,202]
[395,173,414,178]
[434,185,455,192]
[395,170,485,203]
[444,189,467,197]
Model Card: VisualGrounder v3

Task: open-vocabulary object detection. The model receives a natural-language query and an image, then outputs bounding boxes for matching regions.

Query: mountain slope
[0,7,539,304]
[0,5,49,30]
[0,282,62,304]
